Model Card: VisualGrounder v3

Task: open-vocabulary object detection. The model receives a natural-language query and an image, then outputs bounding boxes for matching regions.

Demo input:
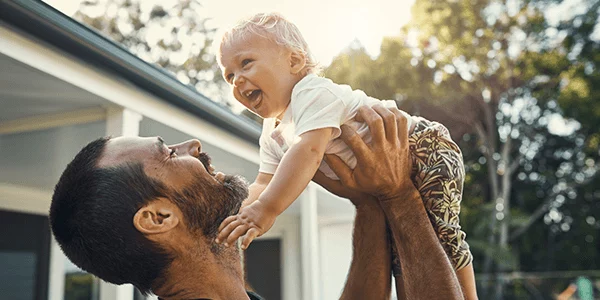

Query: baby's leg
[405,118,472,271]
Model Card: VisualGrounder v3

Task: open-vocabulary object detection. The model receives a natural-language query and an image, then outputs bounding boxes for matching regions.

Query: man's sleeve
[292,87,346,139]
[409,119,473,271]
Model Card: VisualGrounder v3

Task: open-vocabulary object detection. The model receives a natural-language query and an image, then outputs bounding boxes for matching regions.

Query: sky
[45,0,416,66]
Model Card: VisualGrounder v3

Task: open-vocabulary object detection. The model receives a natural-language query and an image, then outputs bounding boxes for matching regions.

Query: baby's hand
[216,201,276,249]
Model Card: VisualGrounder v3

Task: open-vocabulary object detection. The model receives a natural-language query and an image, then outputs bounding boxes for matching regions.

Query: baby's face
[219,34,302,119]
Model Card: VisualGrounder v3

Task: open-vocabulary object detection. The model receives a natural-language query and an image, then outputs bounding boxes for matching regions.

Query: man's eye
[169,148,177,158]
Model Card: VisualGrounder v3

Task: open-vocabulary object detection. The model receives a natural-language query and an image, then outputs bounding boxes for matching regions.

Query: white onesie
[258,74,414,180]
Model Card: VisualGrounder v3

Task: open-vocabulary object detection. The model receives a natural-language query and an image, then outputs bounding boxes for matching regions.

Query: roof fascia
[0,0,261,144]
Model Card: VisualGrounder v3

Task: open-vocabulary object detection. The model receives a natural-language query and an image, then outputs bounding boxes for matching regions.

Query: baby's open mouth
[244,89,262,108]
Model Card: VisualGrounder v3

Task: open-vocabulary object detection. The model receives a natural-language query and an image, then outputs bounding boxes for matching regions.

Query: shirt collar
[270,104,293,146]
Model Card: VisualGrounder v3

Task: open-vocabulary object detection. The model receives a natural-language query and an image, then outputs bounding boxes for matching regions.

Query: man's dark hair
[50,137,172,294]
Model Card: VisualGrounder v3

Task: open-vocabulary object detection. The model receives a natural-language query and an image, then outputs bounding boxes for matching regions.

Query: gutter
[0,0,261,144]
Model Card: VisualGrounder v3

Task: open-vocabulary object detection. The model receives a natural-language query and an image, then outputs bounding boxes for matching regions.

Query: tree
[326,0,600,298]
[74,0,231,106]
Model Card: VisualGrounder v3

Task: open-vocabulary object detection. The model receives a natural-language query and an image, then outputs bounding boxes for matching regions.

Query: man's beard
[169,172,249,240]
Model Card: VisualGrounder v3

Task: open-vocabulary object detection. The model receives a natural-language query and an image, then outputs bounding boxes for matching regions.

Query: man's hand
[326,104,465,299]
[216,201,276,250]
[312,170,376,208]
[324,104,415,201]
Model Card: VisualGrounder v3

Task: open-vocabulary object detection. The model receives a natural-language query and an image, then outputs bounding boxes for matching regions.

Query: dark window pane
[0,210,50,300]
[245,239,282,300]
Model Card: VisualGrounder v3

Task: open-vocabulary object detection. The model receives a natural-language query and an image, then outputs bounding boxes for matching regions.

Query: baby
[215,12,472,271]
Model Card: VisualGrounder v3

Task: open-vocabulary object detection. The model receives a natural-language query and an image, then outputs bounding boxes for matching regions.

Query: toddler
[215,13,472,271]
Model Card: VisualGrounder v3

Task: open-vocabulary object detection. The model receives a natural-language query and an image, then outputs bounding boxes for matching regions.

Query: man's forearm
[341,203,391,300]
[380,187,463,300]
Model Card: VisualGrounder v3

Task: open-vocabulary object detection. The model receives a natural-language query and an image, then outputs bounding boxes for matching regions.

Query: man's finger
[216,218,242,244]
[372,104,398,143]
[340,124,371,163]
[312,170,345,196]
[389,107,410,145]
[226,224,250,246]
[323,154,356,190]
[357,106,385,144]
[241,228,260,250]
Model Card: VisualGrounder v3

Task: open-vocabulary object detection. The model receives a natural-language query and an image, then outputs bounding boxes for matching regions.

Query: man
[50,105,469,299]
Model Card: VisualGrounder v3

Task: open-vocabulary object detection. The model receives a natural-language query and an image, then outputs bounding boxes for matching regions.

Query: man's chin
[222,174,249,205]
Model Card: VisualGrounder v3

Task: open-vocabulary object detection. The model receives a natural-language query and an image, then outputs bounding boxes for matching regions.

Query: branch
[509,153,524,173]
[475,123,492,159]
[509,166,600,242]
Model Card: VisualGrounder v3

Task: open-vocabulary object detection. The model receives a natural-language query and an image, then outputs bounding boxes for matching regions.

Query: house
[0,1,358,299]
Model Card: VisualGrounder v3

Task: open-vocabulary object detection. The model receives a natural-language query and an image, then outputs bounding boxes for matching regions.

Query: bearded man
[50,106,467,299]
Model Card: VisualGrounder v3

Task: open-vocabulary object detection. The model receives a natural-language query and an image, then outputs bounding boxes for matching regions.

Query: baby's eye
[169,148,177,158]
[241,59,252,67]
[225,73,234,83]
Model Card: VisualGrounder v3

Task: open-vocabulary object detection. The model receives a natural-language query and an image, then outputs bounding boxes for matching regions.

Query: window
[0,210,51,300]
[245,239,282,300]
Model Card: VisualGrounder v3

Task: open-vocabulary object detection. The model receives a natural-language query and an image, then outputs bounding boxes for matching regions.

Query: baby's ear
[289,51,307,75]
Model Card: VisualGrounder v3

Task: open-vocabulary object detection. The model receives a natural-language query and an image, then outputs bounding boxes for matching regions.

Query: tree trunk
[495,135,514,300]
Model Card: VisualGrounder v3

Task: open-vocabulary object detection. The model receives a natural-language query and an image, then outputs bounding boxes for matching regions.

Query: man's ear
[289,51,307,75]
[133,198,180,235]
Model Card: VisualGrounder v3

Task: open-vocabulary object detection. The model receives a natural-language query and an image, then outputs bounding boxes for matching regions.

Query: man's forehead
[97,136,159,168]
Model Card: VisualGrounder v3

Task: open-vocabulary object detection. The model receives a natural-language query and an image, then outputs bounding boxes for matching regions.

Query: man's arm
[313,172,391,300]
[341,203,391,300]
[325,104,464,299]
[380,187,463,299]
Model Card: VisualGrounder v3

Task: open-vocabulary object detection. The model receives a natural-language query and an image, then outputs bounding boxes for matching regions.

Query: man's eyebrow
[155,136,166,155]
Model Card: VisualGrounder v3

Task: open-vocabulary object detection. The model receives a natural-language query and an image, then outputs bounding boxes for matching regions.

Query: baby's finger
[241,228,261,250]
[218,215,237,232]
[226,224,250,246]
[216,218,242,244]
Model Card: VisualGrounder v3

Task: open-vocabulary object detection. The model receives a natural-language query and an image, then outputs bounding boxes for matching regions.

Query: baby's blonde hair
[219,12,321,74]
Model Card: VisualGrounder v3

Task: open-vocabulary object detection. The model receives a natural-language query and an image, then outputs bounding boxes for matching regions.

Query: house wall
[0,121,106,191]
[320,221,354,300]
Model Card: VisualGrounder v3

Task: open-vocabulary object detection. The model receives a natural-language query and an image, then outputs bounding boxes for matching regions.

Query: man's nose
[174,139,202,157]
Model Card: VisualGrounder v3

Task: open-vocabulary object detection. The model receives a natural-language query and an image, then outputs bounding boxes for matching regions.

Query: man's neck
[154,244,248,300]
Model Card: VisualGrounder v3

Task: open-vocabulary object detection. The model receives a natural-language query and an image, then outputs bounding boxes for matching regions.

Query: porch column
[48,237,65,300]
[100,106,142,300]
[300,183,321,300]
[105,106,142,137]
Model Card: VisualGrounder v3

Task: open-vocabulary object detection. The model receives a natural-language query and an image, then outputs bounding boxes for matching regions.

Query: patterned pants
[391,117,473,276]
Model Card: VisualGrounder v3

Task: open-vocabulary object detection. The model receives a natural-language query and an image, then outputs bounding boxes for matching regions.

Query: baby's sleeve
[258,133,280,175]
[410,120,473,271]
[292,87,346,139]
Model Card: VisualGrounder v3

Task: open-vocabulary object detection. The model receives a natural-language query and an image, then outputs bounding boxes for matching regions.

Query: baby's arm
[242,172,273,208]
[217,127,333,249]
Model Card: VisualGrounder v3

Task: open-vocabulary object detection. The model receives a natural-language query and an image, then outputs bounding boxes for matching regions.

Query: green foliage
[326,0,600,297]
[74,0,230,105]
[64,272,96,300]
